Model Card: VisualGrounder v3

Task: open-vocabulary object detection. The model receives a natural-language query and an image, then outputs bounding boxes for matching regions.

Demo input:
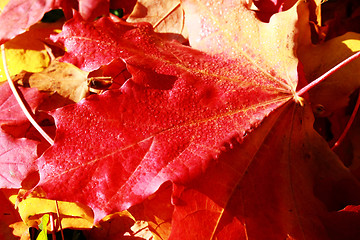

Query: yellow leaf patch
[0,21,63,82]
[7,191,94,231]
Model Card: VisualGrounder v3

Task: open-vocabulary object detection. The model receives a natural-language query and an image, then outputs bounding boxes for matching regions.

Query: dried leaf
[15,61,89,103]
[127,0,187,42]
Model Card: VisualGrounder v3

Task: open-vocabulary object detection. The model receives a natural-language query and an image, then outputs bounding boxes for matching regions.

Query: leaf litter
[0,0,360,239]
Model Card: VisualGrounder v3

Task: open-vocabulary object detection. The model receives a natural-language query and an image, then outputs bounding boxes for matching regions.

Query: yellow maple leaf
[6,188,94,232]
[15,197,95,230]
[0,21,63,82]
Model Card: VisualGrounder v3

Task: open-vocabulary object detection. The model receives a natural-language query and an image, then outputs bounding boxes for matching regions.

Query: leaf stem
[296,51,360,96]
[153,2,181,29]
[55,200,65,240]
[331,90,360,150]
[1,44,54,146]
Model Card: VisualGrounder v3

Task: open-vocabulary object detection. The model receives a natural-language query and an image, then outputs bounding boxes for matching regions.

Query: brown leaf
[15,61,89,103]
[127,0,187,42]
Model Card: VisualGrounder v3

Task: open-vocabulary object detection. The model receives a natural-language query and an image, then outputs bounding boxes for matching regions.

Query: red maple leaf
[0,0,357,239]
[0,83,45,188]
[170,102,360,239]
[0,130,39,188]
[0,82,45,126]
[39,14,294,223]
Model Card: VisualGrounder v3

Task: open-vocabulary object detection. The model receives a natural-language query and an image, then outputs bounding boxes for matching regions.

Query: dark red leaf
[0,190,22,240]
[323,205,360,240]
[170,102,360,239]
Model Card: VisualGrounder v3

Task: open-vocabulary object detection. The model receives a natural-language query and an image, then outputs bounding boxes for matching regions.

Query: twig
[1,44,54,145]
[331,90,360,150]
[296,51,360,96]
[55,200,65,240]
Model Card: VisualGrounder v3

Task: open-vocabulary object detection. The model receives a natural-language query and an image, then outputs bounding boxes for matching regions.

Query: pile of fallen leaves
[0,0,360,239]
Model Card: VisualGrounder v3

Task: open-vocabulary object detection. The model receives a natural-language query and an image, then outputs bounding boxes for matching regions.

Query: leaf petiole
[295,50,360,150]
[296,51,360,97]
[331,90,360,150]
[152,2,181,29]
[1,44,54,146]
